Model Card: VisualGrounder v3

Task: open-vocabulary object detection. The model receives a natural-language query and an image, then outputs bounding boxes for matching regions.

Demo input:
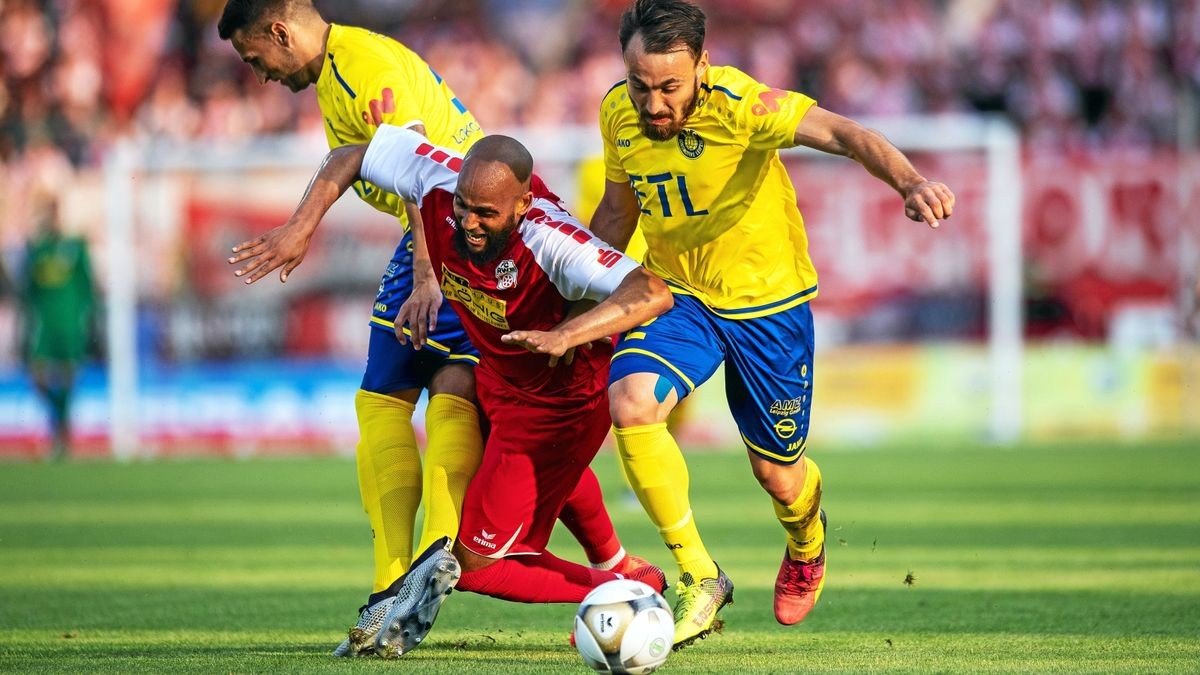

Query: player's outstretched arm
[501,268,672,365]
[228,144,368,283]
[793,106,956,229]
[587,179,643,252]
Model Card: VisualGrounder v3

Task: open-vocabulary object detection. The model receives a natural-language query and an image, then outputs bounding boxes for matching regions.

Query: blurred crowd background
[2,0,1197,169]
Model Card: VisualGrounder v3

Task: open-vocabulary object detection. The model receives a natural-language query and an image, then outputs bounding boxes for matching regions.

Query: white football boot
[373,536,461,658]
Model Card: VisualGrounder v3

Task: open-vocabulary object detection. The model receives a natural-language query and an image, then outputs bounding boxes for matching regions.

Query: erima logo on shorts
[472,530,498,549]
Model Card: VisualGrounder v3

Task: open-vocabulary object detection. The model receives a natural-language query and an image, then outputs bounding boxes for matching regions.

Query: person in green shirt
[20,200,95,460]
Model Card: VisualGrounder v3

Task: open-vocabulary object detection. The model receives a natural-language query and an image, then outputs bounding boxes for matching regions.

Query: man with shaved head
[264,125,674,657]
[220,1,666,657]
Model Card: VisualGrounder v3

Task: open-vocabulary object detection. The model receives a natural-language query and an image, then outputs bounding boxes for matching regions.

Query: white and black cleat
[373,537,460,658]
[331,594,398,657]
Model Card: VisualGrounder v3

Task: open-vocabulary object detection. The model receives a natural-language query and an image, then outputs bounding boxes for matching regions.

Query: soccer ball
[573,579,674,674]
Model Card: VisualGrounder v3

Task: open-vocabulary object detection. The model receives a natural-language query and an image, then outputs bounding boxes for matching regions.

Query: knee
[750,456,806,504]
[608,376,673,428]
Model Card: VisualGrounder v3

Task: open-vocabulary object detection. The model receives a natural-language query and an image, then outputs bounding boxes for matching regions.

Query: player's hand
[395,275,442,350]
[228,220,314,284]
[500,330,573,367]
[903,180,955,228]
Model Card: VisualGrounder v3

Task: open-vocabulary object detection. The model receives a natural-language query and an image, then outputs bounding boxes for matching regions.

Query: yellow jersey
[316,24,484,222]
[600,65,818,318]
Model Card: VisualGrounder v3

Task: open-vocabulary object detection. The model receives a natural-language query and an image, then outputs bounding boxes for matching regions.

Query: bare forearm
[836,124,926,197]
[589,181,641,252]
[292,145,368,231]
[556,270,671,347]
[405,201,436,278]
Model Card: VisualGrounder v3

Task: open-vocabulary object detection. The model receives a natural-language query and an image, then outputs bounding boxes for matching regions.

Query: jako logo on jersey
[495,259,518,290]
[774,418,798,439]
[617,138,631,148]
[678,129,704,159]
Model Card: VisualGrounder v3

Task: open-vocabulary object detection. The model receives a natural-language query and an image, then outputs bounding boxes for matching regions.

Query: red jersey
[361,125,641,405]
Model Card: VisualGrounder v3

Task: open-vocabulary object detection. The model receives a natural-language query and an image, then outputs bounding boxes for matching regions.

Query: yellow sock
[773,456,824,561]
[355,390,422,592]
[614,423,717,581]
[416,394,483,553]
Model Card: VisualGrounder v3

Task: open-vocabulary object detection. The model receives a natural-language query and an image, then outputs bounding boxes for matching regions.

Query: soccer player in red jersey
[243,125,674,657]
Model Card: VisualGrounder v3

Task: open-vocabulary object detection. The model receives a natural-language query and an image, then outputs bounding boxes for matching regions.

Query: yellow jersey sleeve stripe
[611,347,697,392]
[741,432,806,463]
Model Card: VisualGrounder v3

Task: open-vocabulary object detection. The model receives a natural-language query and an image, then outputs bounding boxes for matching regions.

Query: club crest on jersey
[495,259,518,290]
[678,129,704,159]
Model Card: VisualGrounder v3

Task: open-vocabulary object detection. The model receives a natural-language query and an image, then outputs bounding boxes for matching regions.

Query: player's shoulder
[327,24,421,79]
[699,65,762,113]
[599,80,636,128]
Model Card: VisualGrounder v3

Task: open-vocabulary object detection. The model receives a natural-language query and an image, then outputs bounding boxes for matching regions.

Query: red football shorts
[458,390,611,558]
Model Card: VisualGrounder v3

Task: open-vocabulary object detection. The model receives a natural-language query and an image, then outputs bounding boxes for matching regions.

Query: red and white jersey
[362,125,641,404]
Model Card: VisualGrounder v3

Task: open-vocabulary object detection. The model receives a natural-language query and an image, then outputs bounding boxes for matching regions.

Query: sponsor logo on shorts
[472,530,498,549]
[770,397,805,416]
[494,259,517,290]
[774,418,798,439]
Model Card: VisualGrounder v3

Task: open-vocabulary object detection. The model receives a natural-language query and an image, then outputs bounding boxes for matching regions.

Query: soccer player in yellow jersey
[590,0,956,649]
[217,0,484,656]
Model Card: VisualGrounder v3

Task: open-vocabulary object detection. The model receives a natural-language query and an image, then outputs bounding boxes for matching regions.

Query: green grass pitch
[2,438,1198,673]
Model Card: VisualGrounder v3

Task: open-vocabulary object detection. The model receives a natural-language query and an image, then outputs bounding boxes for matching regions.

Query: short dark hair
[218,0,310,40]
[618,0,706,61]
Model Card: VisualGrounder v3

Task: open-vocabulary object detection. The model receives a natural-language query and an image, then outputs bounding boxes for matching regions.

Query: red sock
[458,550,619,603]
[558,468,621,566]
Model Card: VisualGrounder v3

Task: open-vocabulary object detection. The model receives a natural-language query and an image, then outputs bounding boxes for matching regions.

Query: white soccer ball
[573,579,674,674]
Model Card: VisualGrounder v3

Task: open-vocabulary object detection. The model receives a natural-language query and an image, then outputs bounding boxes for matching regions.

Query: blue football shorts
[360,230,478,394]
[609,292,814,464]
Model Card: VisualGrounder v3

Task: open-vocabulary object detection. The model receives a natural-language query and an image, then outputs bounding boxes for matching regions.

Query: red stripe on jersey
[415,142,434,156]
[571,230,591,244]
[430,150,450,164]
[447,157,463,173]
